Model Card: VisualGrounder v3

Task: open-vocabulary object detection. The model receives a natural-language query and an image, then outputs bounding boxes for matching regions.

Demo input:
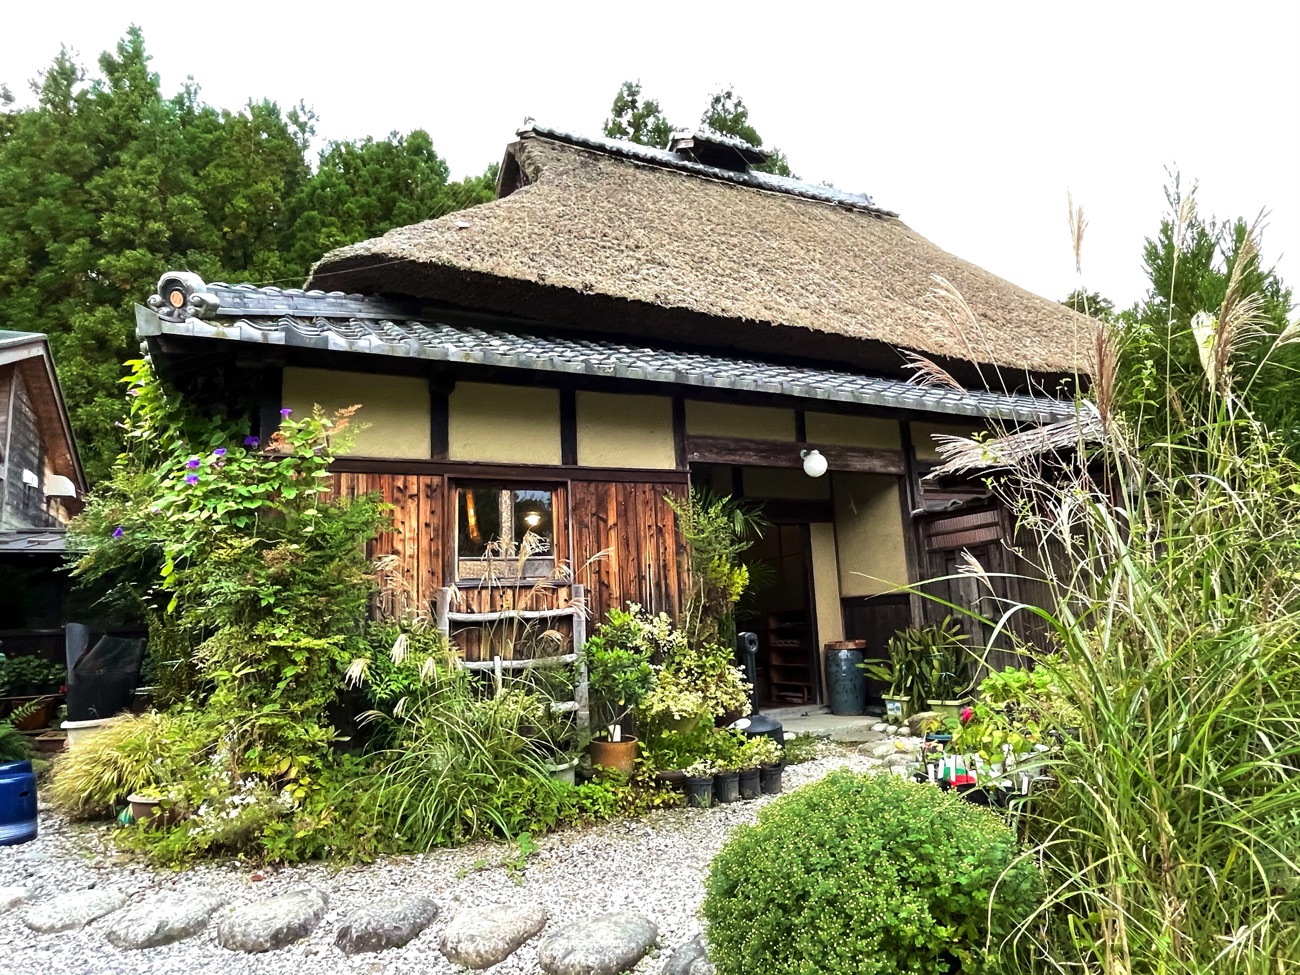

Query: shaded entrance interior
[741,523,818,706]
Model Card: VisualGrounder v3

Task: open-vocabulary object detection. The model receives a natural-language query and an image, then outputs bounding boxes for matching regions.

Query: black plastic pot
[714,771,740,804]
[759,764,783,795]
[738,767,761,800]
[685,775,714,809]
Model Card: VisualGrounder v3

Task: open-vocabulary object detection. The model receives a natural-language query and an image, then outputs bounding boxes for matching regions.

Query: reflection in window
[456,486,555,581]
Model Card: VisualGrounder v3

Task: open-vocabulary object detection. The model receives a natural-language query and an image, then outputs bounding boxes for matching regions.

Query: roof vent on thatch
[669,129,769,173]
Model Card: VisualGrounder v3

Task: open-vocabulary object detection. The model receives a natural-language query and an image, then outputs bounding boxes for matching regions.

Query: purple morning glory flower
[186,457,201,469]
[280,408,292,417]
[213,447,227,457]
[244,436,260,448]
[112,527,124,539]
[185,473,199,485]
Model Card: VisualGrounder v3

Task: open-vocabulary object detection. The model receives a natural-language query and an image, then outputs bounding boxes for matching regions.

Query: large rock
[216,888,328,953]
[105,891,228,949]
[335,893,439,955]
[440,902,549,969]
[538,912,659,975]
[662,934,715,975]
[0,886,31,913]
[23,888,128,933]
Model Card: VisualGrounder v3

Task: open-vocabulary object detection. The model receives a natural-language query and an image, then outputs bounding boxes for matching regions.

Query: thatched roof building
[310,125,1093,389]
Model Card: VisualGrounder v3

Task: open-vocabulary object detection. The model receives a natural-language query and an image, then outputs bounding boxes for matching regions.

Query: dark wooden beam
[684,435,905,476]
[761,499,835,524]
[559,389,577,466]
[256,365,283,444]
[331,456,690,484]
[671,395,687,470]
[428,377,452,461]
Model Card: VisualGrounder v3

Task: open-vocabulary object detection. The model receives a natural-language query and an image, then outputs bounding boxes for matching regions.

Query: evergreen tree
[1118,173,1297,447]
[700,87,794,177]
[1062,290,1117,321]
[603,81,674,149]
[0,28,494,481]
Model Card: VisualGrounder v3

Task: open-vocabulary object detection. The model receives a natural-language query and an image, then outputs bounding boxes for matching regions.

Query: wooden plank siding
[333,469,687,663]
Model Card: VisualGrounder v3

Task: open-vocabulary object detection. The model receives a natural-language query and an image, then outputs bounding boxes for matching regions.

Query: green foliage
[703,771,1042,975]
[1117,172,1297,453]
[668,489,765,649]
[600,80,796,176]
[0,29,493,479]
[964,212,1300,971]
[736,734,782,769]
[779,733,824,765]
[61,361,386,862]
[700,87,794,177]
[1061,289,1117,321]
[584,605,658,733]
[873,617,971,710]
[951,663,1074,763]
[47,711,211,819]
[0,702,37,762]
[0,655,65,695]
[603,80,673,149]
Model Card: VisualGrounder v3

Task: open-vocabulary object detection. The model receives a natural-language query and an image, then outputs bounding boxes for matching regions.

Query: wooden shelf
[765,610,815,704]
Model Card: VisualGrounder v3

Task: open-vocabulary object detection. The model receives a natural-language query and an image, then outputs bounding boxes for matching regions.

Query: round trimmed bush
[702,770,1041,975]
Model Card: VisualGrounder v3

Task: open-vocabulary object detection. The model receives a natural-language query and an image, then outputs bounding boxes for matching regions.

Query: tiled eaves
[137,305,1076,425]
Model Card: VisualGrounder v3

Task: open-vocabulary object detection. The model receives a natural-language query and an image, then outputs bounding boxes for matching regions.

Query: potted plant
[711,730,744,804]
[0,654,66,731]
[739,735,784,796]
[683,760,716,809]
[735,736,775,800]
[636,673,707,735]
[863,629,927,723]
[920,617,973,719]
[584,612,656,775]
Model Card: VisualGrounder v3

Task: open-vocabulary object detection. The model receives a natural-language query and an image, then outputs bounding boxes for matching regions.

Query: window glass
[456,485,556,581]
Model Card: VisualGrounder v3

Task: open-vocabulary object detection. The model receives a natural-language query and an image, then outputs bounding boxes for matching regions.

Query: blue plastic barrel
[0,759,38,846]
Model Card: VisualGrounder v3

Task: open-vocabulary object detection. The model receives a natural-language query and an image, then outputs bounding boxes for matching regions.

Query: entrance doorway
[741,523,818,706]
[691,462,839,708]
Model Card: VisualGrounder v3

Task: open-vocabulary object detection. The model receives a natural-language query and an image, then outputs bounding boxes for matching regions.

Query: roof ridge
[520,123,897,218]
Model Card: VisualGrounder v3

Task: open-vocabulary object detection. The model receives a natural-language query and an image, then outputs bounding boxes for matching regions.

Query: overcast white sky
[5,1,1298,312]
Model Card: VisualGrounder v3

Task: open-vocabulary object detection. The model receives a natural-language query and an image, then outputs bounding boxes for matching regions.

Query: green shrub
[47,711,213,819]
[779,732,824,764]
[703,771,1041,975]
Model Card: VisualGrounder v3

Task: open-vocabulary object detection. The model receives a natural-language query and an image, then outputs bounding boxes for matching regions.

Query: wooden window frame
[451,478,567,587]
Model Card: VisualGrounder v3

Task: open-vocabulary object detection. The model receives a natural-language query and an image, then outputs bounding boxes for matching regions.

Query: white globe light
[801,449,828,478]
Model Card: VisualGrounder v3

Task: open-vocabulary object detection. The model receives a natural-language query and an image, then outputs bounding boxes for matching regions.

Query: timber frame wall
[332,461,689,663]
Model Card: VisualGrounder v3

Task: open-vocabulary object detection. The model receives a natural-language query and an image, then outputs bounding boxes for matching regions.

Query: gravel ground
[0,745,879,975]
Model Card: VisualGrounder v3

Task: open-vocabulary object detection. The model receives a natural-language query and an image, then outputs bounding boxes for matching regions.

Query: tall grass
[944,203,1300,973]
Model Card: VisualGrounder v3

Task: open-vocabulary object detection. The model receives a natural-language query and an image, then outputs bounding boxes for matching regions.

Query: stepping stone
[23,888,128,933]
[440,902,549,969]
[216,888,328,953]
[539,912,659,975]
[0,886,31,913]
[105,891,229,949]
[662,935,715,975]
[335,893,439,955]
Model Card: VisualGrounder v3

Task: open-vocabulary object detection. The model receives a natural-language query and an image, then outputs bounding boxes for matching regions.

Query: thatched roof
[309,126,1094,384]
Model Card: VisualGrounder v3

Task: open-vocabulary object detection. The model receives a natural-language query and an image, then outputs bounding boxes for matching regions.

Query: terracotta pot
[589,737,638,775]
[126,793,180,829]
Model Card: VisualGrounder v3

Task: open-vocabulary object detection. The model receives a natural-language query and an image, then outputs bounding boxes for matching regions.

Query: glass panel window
[456,485,556,581]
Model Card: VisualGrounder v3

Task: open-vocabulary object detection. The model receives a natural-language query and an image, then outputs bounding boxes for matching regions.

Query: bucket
[0,759,38,846]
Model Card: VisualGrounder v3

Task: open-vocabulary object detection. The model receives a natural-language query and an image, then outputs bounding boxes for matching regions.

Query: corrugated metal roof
[138,276,1076,424]
[0,529,73,554]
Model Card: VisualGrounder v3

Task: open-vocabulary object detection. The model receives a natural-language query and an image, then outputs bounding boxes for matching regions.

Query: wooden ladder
[433,583,589,731]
